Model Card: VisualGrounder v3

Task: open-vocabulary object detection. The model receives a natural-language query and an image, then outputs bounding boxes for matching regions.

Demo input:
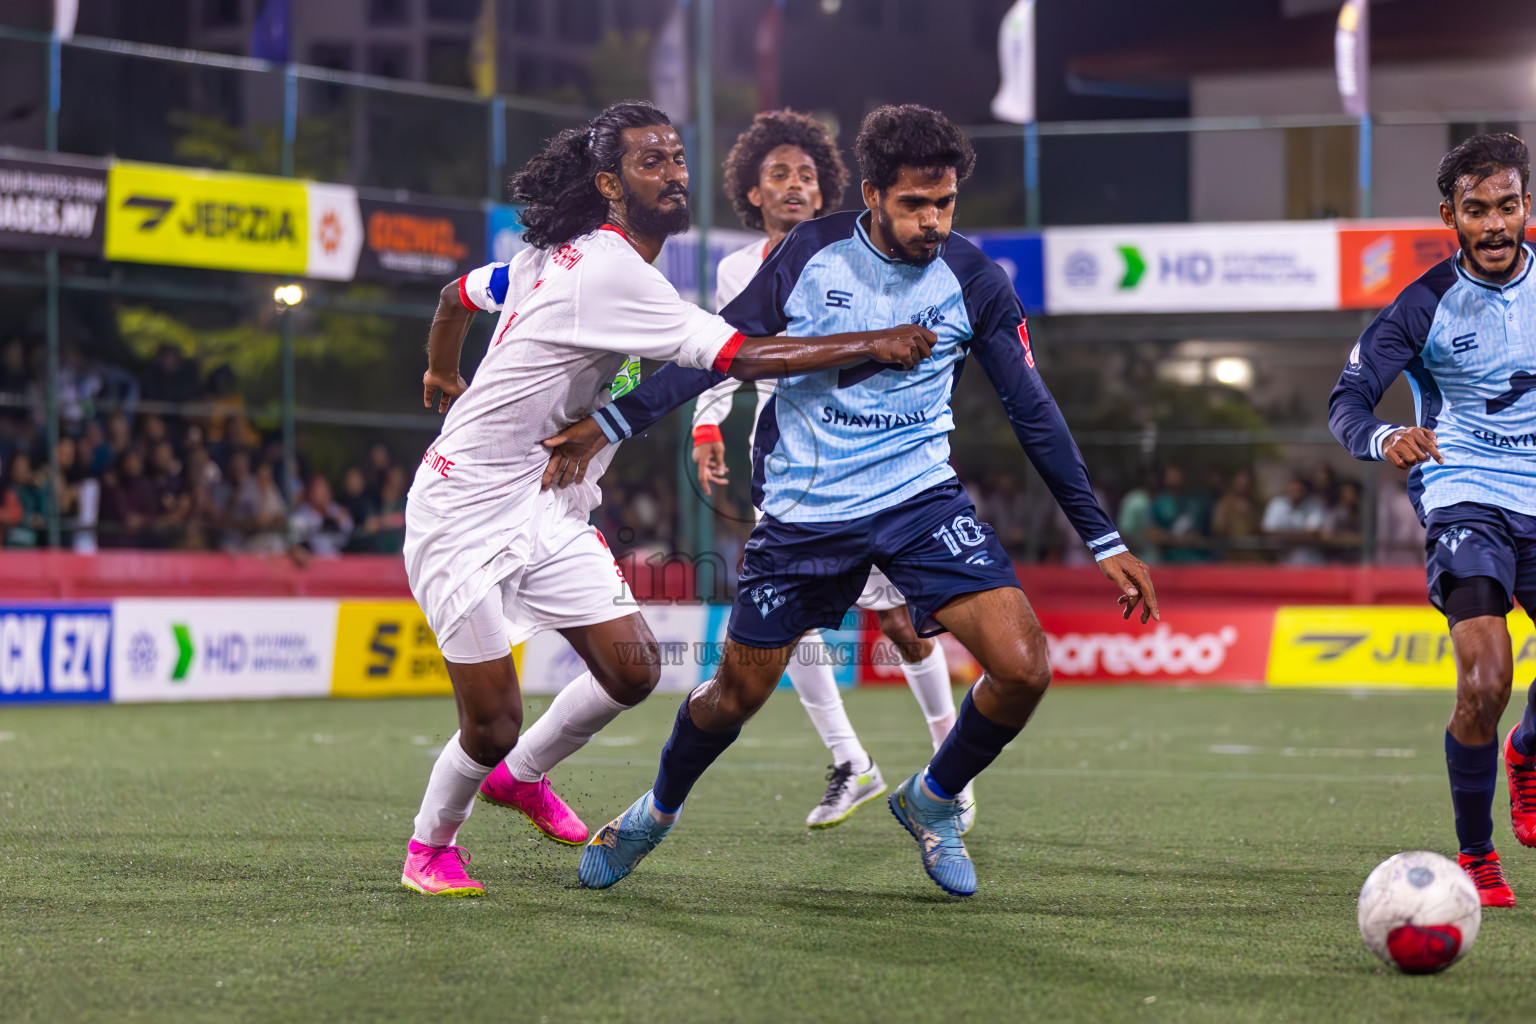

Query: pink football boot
[477,763,589,845]
[400,840,484,897]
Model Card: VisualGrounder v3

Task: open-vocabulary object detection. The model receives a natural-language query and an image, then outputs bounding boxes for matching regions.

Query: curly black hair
[1437,132,1530,202]
[721,109,848,232]
[854,104,975,193]
[511,100,673,250]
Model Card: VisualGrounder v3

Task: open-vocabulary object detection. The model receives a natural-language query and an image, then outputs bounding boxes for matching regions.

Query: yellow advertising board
[104,161,307,274]
[1267,606,1536,688]
[332,600,523,698]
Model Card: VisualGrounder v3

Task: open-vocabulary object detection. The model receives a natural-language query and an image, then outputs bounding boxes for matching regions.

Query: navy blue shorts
[727,481,1022,648]
[1424,502,1536,617]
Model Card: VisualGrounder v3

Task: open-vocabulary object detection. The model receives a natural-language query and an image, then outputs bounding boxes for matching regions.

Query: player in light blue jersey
[542,105,1158,898]
[1330,133,1536,908]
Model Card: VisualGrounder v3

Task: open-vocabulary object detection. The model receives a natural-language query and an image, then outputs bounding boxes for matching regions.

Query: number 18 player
[1331,133,1536,907]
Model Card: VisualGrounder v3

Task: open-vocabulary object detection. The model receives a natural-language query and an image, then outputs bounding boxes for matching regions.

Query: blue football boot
[577,790,677,889]
[889,773,977,897]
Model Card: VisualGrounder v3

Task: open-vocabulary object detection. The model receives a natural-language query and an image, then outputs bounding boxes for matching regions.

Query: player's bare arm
[539,323,935,490]
[1382,426,1445,468]
[422,278,473,413]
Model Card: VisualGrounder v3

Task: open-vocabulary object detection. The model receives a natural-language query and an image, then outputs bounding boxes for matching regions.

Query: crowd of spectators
[0,337,409,556]
[957,462,1424,567]
[0,336,1433,569]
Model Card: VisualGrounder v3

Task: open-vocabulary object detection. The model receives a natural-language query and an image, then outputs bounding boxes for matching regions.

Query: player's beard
[624,182,691,238]
[1456,222,1524,284]
[873,204,945,264]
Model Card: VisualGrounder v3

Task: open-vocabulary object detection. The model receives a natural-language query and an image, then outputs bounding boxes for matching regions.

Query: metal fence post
[1024,120,1040,228]
[45,34,63,548]
[1358,114,1373,219]
[281,63,298,177]
[488,95,506,200]
[281,307,297,502]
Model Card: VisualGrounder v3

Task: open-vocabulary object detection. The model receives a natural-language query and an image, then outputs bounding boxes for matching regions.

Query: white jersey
[405,225,740,639]
[692,239,774,440]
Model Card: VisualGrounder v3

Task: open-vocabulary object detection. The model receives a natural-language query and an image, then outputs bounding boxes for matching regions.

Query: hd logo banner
[112,599,337,702]
[0,604,112,704]
[105,161,308,274]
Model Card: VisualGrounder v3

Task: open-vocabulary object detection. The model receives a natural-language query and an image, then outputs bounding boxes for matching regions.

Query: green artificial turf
[2,686,1533,1023]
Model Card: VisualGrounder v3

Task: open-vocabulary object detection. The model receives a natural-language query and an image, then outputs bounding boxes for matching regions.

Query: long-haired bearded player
[399,100,935,898]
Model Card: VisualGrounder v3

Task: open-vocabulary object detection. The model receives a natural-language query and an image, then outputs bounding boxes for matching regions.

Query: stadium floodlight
[273,284,305,307]
[1211,356,1254,389]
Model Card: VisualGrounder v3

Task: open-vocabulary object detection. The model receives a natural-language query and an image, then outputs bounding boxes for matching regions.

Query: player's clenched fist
[1383,426,1444,469]
[869,324,936,368]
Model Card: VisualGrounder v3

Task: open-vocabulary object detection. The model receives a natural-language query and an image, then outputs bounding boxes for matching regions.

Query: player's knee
[593,655,660,707]
[1460,658,1513,722]
[459,708,522,764]
[991,645,1052,699]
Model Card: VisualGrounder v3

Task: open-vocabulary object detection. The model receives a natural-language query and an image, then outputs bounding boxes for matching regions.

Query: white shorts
[855,565,906,612]
[438,514,635,664]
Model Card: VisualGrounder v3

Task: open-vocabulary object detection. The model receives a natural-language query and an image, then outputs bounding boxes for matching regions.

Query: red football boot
[1459,850,1517,908]
[1504,725,1536,847]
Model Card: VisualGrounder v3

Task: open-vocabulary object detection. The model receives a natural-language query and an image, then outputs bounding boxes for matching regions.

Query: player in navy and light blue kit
[542,105,1159,897]
[1330,133,1536,908]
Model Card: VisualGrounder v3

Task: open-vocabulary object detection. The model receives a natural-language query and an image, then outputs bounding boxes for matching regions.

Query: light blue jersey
[1331,244,1536,518]
[597,211,1122,557]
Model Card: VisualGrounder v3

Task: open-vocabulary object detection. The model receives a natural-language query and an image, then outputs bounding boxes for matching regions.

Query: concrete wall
[1191,58,1536,222]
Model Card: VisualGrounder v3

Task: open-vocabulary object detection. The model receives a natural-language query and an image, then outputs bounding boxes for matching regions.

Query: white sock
[901,643,958,751]
[506,670,627,782]
[788,632,869,768]
[411,730,494,847]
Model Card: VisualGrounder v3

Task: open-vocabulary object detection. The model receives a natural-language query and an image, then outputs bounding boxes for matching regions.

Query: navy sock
[1445,731,1498,856]
[652,695,740,813]
[1511,679,1536,757]
[927,687,1024,798]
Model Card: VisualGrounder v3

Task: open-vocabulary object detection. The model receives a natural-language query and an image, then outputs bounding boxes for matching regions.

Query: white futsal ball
[1357,851,1481,974]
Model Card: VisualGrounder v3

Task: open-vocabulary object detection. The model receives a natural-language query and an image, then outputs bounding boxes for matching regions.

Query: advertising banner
[1337,222,1456,309]
[356,197,484,282]
[1044,222,1339,314]
[970,230,1045,313]
[0,154,107,256]
[105,162,307,274]
[303,182,364,281]
[1267,605,1536,688]
[112,599,337,702]
[332,600,524,698]
[0,604,112,704]
[861,607,1275,687]
[486,202,527,264]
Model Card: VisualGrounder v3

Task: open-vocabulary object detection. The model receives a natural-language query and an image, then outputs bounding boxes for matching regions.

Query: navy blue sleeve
[596,216,841,443]
[595,364,725,442]
[961,255,1124,557]
[1327,269,1446,461]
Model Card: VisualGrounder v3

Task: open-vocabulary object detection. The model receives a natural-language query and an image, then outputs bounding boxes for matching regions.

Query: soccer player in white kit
[399,100,936,897]
[691,111,976,830]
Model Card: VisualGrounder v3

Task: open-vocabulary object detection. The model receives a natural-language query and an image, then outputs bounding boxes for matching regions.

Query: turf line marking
[561,756,1440,785]
[1209,745,1418,759]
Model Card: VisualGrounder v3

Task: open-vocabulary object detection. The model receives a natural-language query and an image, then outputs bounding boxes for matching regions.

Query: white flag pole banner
[990,0,1036,125]
[303,183,364,281]
[112,599,339,702]
[1044,222,1341,314]
[53,0,78,40]
[650,1,690,126]
[1335,0,1369,118]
